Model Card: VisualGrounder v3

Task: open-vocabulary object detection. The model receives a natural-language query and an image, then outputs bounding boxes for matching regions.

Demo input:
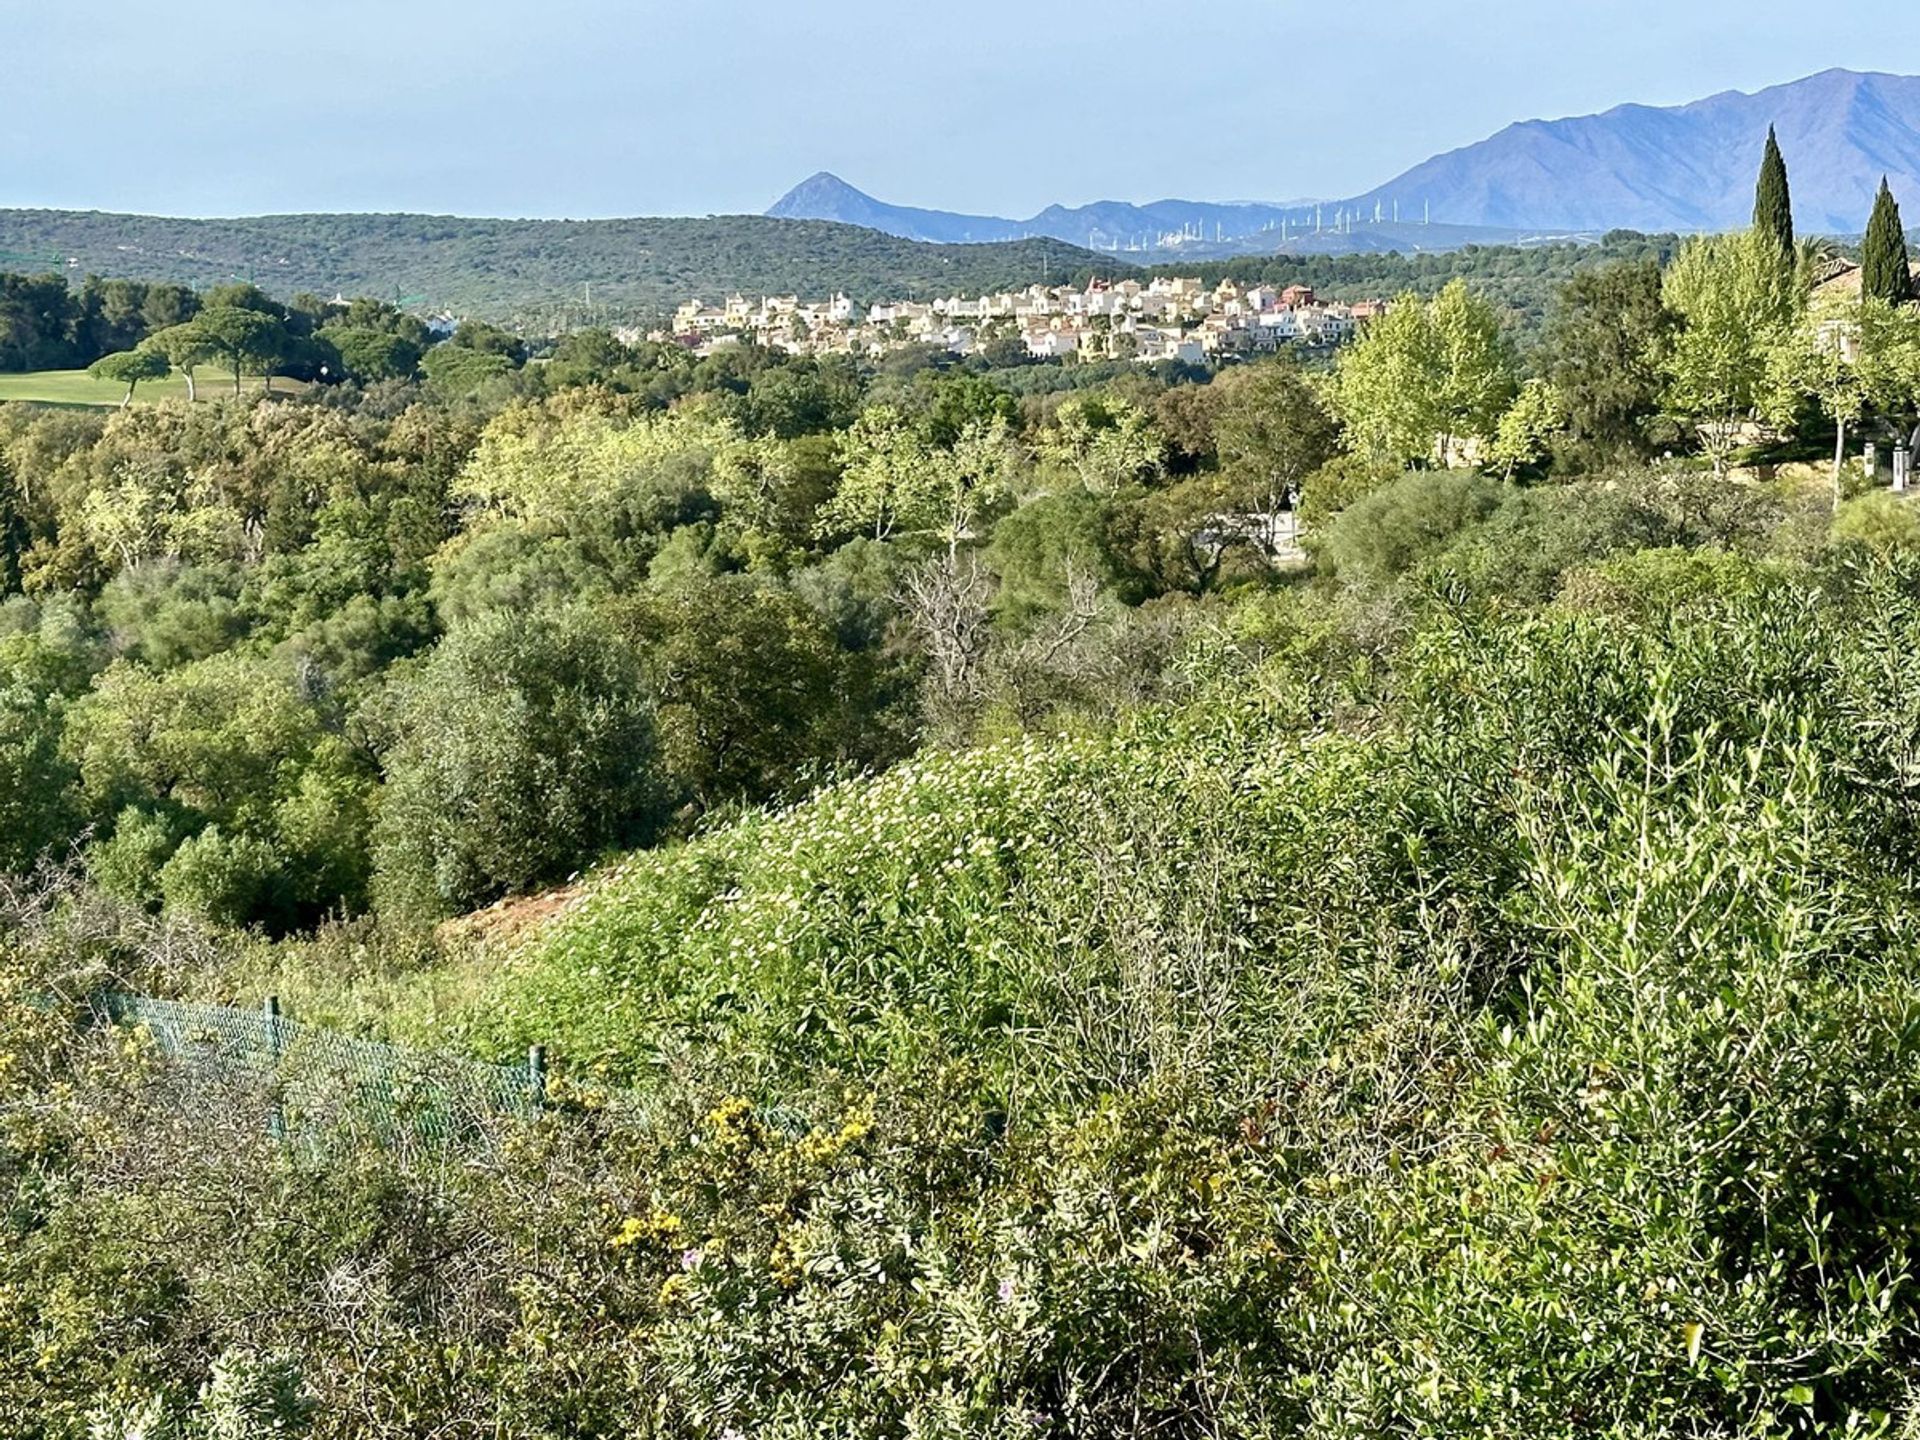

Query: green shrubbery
[15,549,1920,1434]
[19,219,1920,1434]
[369,605,665,917]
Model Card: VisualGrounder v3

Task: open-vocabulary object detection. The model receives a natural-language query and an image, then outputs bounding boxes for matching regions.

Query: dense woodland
[0,207,1701,343]
[15,145,1920,1436]
[0,210,1122,329]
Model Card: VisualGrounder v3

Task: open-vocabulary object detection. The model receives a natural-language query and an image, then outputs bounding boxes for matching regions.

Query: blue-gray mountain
[1355,68,1920,233]
[767,173,1575,258]
[766,172,1325,252]
[772,69,1920,247]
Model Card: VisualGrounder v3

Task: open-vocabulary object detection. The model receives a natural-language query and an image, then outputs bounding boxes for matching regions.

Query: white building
[1025,328,1082,359]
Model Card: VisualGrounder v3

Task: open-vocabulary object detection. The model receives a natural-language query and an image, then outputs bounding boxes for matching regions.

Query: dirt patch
[437,879,595,952]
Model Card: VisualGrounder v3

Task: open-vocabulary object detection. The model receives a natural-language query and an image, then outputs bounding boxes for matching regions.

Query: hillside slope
[0,209,1126,323]
[347,555,1920,1430]
[1353,68,1920,232]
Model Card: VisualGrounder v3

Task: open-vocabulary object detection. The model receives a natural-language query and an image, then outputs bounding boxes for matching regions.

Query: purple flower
[997,1276,1017,1304]
[681,1248,704,1271]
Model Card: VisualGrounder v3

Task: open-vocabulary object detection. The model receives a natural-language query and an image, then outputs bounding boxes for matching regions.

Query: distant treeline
[0,273,202,371]
[0,271,540,386]
[3,232,1678,377]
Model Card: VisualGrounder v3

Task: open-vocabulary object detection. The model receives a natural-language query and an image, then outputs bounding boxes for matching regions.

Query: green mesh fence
[101,993,546,1147]
[94,993,809,1147]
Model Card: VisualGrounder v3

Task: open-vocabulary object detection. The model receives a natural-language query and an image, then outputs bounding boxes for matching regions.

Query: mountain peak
[767,175,1025,244]
[1354,68,1920,232]
[768,172,877,217]
[767,70,1920,256]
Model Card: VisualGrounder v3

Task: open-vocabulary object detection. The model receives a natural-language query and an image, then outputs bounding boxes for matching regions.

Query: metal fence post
[527,1044,547,1109]
[264,995,286,1139]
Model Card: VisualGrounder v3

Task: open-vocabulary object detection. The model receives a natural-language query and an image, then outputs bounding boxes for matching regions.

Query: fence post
[528,1044,547,1108]
[264,994,286,1140]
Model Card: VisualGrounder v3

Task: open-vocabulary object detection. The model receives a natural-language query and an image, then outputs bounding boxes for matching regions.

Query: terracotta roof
[1814,258,1920,299]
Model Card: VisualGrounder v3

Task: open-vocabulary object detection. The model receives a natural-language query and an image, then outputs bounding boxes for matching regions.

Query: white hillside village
[653,276,1388,362]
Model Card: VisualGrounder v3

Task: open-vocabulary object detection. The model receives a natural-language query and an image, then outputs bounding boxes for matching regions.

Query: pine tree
[1754,125,1795,265]
[1861,178,1914,305]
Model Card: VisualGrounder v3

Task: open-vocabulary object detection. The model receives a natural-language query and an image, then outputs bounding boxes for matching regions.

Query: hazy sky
[5,0,1914,218]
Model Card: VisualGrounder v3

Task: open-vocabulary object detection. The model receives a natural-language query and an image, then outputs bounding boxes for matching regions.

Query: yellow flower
[706,1096,755,1152]
[769,1232,804,1289]
[795,1102,873,1165]
[609,1208,684,1250]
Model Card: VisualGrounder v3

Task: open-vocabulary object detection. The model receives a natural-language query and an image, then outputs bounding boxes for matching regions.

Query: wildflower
[796,1105,870,1163]
[706,1096,756,1151]
[609,1209,683,1250]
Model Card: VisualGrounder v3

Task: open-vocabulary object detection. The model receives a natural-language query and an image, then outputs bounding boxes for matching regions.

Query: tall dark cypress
[1861,178,1914,305]
[1754,125,1795,266]
[0,457,24,596]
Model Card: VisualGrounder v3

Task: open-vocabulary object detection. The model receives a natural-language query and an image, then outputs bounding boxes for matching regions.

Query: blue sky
[5,0,1914,218]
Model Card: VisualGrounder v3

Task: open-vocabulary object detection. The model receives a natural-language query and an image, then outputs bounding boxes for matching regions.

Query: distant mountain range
[768,172,1337,253]
[766,172,1562,259]
[1354,68,1920,233]
[770,69,1920,252]
[9,69,1915,322]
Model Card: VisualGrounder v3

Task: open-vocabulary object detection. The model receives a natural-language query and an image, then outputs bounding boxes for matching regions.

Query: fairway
[0,367,308,408]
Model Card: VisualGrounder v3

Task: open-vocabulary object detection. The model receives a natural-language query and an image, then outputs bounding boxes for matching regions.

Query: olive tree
[370,606,664,917]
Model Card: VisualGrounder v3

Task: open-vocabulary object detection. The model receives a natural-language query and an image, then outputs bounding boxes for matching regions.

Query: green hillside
[20,190,1920,1432]
[0,208,1129,325]
[204,538,1920,1433]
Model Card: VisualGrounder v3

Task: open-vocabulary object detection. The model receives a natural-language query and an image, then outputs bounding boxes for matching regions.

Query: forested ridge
[14,141,1920,1437]
[0,206,1691,337]
[0,209,1122,327]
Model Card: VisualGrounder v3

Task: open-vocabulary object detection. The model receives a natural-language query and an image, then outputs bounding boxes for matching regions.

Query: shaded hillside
[0,209,1127,324]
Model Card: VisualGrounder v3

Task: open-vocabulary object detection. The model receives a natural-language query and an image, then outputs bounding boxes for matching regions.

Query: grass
[0,367,309,409]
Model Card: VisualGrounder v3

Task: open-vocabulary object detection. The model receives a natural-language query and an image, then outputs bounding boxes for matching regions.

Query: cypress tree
[1861,178,1914,305]
[1754,125,1795,265]
[0,456,24,595]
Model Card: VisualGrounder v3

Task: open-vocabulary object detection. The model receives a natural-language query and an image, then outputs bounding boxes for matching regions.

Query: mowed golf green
[0,367,310,408]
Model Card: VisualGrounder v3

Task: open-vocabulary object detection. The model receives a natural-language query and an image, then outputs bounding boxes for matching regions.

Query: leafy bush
[1309,468,1506,582]
[61,654,372,929]
[369,605,664,917]
[1834,490,1920,554]
[158,827,288,930]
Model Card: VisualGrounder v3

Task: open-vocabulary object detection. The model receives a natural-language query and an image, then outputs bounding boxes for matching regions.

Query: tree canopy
[1862,178,1914,307]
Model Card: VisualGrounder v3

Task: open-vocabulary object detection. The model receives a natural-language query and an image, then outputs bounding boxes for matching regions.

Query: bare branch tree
[901,553,993,741]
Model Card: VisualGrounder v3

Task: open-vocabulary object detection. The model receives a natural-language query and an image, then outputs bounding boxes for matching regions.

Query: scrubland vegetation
[11,153,1920,1435]
[0,210,1120,325]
